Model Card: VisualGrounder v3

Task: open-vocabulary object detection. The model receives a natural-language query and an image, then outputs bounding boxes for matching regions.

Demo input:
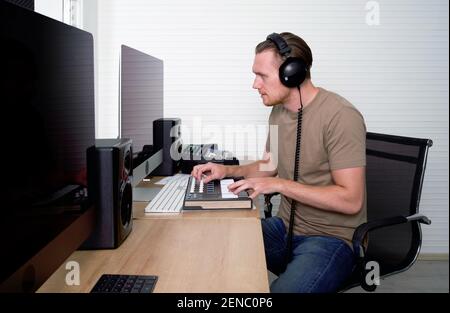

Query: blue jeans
[261,216,355,293]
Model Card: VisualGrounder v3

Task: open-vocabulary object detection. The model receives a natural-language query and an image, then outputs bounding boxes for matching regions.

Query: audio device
[183,176,252,210]
[266,33,308,88]
[179,144,239,174]
[81,138,133,249]
[152,118,182,176]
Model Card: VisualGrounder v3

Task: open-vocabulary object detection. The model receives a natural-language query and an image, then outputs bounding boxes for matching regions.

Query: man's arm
[191,151,277,183]
[228,151,277,178]
[282,167,365,215]
[228,166,365,215]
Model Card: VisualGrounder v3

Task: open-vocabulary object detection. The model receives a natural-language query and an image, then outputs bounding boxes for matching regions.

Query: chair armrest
[406,213,431,225]
[264,192,280,218]
[351,213,431,291]
[352,213,432,257]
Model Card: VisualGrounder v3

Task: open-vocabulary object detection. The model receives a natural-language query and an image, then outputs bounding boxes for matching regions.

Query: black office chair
[263,132,433,292]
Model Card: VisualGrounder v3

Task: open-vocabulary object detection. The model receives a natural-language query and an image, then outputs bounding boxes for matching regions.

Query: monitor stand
[131,149,163,202]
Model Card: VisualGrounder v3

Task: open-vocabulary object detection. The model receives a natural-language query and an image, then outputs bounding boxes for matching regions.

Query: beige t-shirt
[266,87,367,248]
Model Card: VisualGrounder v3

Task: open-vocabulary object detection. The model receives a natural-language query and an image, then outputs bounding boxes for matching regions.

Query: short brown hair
[255,32,313,79]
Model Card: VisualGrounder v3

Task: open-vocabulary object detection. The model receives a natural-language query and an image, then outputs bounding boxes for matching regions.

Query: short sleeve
[325,106,366,170]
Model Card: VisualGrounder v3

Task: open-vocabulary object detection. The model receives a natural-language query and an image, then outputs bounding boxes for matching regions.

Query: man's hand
[191,162,228,184]
[227,177,283,200]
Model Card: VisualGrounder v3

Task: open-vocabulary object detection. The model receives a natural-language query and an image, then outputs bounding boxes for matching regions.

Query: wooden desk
[38,218,269,293]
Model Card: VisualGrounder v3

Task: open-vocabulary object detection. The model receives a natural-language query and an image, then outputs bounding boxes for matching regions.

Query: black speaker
[81,138,133,249]
[152,118,182,176]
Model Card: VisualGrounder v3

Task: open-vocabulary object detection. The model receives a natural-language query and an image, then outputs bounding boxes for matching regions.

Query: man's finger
[232,183,251,195]
[249,190,260,200]
[228,180,246,192]
[192,164,204,178]
[191,166,199,178]
[202,174,216,184]
[194,165,210,180]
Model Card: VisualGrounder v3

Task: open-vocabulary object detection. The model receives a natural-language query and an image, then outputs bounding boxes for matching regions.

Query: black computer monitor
[119,45,164,188]
[0,1,96,292]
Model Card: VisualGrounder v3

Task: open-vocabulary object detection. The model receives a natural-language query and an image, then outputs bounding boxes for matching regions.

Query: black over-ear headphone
[266,33,307,265]
[266,33,308,88]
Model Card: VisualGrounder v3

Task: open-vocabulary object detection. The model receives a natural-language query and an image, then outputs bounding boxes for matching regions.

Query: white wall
[96,0,449,255]
[35,0,63,21]
[42,0,450,254]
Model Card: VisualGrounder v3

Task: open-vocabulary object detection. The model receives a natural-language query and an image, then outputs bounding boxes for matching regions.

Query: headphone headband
[265,32,308,88]
[266,33,291,57]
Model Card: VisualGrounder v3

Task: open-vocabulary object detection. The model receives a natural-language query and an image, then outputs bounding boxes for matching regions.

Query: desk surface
[38,175,269,293]
[38,218,269,293]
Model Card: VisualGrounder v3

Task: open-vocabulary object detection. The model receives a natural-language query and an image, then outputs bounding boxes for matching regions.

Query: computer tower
[81,138,133,249]
[152,118,182,176]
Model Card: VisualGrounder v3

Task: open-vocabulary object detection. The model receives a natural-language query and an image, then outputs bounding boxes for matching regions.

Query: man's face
[252,50,289,107]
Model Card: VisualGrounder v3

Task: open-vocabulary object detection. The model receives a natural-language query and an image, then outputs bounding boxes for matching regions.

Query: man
[191,32,366,293]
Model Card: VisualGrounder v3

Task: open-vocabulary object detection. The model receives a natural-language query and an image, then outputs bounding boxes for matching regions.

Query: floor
[345,260,449,293]
[267,260,449,293]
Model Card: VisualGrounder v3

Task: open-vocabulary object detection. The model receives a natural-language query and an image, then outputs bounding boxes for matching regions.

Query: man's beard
[262,96,283,107]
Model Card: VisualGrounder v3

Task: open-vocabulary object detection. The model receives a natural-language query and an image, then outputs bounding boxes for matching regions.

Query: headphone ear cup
[279,57,307,88]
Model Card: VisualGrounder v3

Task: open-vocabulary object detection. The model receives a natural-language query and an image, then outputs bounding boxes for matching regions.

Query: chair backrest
[365,132,432,277]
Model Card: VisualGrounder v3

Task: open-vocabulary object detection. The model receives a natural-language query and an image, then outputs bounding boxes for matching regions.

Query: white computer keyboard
[144,174,190,213]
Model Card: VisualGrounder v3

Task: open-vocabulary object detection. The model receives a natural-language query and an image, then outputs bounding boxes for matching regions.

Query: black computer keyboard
[90,274,158,293]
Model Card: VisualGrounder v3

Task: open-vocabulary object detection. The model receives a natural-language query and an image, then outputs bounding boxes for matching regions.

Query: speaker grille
[120,183,132,227]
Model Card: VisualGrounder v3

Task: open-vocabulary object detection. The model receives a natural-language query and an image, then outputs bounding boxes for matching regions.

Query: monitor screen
[120,45,163,153]
[120,45,164,188]
[0,1,95,291]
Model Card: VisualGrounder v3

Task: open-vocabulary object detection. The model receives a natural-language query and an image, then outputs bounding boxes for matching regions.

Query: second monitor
[119,45,164,187]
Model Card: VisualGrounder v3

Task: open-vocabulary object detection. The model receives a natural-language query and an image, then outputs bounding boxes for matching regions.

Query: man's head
[252,32,313,107]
